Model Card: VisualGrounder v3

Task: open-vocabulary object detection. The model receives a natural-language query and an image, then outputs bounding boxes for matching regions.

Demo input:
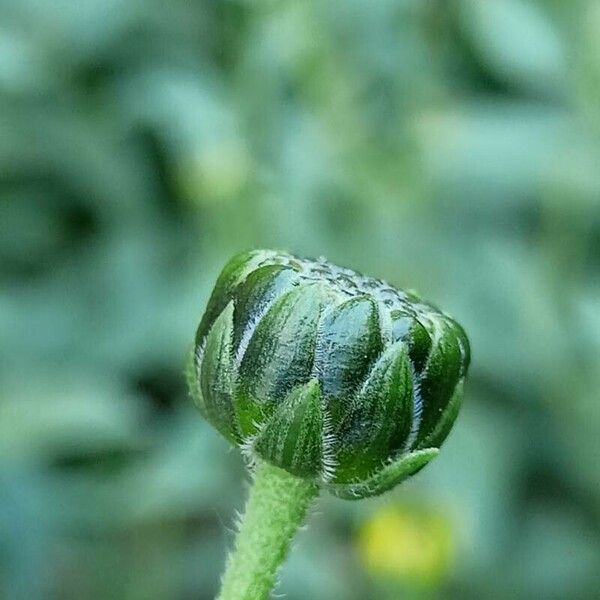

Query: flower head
[188,250,470,498]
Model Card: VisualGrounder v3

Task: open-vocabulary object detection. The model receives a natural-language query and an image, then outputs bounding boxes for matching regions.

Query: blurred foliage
[1,0,599,599]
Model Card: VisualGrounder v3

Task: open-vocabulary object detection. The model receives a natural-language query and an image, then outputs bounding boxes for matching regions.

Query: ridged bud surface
[188,250,470,499]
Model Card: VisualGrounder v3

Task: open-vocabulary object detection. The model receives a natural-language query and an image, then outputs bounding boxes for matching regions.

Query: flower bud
[188,250,470,499]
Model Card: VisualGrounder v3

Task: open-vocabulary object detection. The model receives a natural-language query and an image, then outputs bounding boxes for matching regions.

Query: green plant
[187,250,470,600]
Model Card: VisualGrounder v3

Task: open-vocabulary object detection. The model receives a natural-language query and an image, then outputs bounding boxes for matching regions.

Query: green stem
[217,460,319,600]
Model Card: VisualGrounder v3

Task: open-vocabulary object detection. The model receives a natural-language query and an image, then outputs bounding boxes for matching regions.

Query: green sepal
[417,379,464,450]
[415,324,463,446]
[334,343,415,483]
[195,250,275,348]
[238,283,328,409]
[326,448,439,500]
[253,380,323,478]
[314,295,382,423]
[229,265,301,438]
[199,301,239,442]
[232,264,298,351]
[446,319,471,377]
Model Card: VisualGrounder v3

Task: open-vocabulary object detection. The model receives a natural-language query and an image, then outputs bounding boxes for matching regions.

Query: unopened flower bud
[188,250,470,499]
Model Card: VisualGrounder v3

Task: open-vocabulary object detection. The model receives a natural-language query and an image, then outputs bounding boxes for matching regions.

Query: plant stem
[217,460,319,600]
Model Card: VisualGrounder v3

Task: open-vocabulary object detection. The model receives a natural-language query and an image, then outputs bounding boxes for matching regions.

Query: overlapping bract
[188,250,470,498]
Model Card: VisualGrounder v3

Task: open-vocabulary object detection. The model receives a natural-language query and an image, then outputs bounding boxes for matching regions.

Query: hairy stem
[218,460,319,600]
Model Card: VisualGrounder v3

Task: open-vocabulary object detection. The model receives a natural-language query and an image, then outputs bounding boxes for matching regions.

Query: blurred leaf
[459,0,566,95]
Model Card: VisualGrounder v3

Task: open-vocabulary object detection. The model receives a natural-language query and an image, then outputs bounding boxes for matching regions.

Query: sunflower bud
[188,250,470,499]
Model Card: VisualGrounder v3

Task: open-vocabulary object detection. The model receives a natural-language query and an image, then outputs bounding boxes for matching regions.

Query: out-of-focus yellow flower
[356,502,454,586]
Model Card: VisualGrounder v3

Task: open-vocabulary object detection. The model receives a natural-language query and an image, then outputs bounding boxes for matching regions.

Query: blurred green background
[1,1,599,599]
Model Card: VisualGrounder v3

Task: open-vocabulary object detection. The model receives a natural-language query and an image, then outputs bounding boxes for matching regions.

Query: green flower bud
[188,250,470,499]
